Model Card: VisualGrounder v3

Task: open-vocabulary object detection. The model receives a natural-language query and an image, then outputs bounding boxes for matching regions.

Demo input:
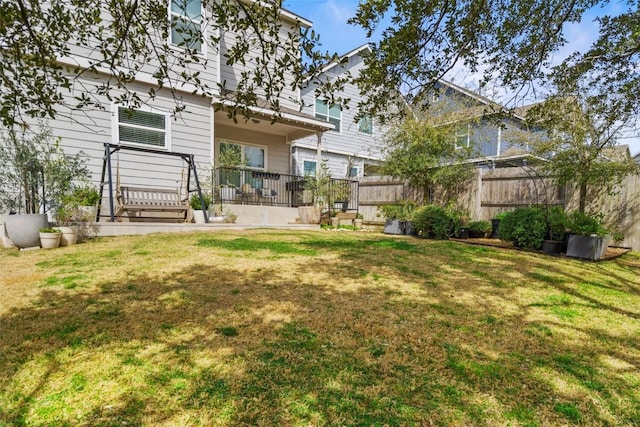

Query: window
[315,99,341,132]
[348,166,358,178]
[218,141,266,189]
[358,116,373,135]
[219,141,265,170]
[454,125,470,150]
[117,107,168,149]
[303,160,316,177]
[170,0,202,52]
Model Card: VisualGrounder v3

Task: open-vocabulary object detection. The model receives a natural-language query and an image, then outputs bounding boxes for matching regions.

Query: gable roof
[435,79,529,122]
[304,44,372,82]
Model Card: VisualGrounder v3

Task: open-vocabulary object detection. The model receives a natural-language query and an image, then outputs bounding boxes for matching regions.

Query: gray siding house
[25,1,335,222]
[428,80,536,165]
[294,45,388,179]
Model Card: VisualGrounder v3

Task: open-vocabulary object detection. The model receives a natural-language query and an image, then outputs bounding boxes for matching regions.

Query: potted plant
[39,227,62,249]
[189,193,212,224]
[467,220,491,238]
[354,213,363,229]
[0,126,89,248]
[491,212,508,239]
[69,184,101,221]
[380,201,416,235]
[298,162,331,224]
[542,206,567,256]
[53,204,78,246]
[566,211,610,260]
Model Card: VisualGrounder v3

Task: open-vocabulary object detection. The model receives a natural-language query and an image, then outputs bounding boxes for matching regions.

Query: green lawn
[1,230,639,426]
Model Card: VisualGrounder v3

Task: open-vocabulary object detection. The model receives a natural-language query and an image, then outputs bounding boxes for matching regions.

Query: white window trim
[357,116,374,136]
[314,98,342,134]
[303,160,317,176]
[168,0,206,57]
[112,104,171,151]
[454,124,470,150]
[217,138,268,171]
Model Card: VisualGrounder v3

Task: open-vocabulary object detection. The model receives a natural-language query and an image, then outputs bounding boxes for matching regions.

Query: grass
[1,229,639,426]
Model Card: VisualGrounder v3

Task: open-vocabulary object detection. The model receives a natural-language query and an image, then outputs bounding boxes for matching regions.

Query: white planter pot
[54,226,78,246]
[4,214,49,248]
[298,206,322,224]
[74,205,98,222]
[39,232,61,249]
[192,209,206,224]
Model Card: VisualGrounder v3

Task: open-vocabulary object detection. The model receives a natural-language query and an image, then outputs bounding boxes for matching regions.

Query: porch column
[316,132,322,175]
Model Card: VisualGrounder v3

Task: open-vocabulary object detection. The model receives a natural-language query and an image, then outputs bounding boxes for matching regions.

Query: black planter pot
[566,234,611,260]
[403,221,415,236]
[542,240,563,256]
[384,219,404,235]
[457,227,470,239]
[491,219,500,238]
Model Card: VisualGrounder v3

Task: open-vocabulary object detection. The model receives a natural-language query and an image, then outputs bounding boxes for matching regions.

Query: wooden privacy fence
[357,176,423,225]
[358,168,640,251]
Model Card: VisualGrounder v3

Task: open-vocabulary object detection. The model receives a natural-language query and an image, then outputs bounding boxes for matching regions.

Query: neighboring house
[294,51,539,184]
[294,44,388,179]
[27,1,334,221]
[426,80,539,166]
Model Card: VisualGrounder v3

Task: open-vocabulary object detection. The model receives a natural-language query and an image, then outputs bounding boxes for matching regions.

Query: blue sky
[283,0,639,154]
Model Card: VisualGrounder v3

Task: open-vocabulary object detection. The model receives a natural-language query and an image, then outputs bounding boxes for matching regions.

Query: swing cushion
[116,186,189,216]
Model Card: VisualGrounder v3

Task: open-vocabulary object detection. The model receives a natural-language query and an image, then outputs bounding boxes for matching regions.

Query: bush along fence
[360,167,640,251]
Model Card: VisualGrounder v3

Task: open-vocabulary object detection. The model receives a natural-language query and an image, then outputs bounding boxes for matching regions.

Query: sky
[282,0,640,155]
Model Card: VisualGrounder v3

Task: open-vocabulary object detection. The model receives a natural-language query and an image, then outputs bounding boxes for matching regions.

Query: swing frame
[99,143,209,223]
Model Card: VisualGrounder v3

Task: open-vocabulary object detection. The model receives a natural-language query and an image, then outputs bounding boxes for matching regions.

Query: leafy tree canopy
[349,0,637,121]
[381,118,473,205]
[525,84,640,213]
[0,0,343,129]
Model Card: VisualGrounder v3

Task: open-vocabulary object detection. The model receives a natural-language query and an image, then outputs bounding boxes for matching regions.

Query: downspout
[497,126,502,156]
[316,132,322,175]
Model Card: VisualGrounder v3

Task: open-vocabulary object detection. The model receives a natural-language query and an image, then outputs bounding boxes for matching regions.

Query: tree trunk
[578,183,587,213]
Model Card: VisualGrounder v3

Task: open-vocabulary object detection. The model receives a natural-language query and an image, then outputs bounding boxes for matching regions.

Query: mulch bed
[450,237,631,261]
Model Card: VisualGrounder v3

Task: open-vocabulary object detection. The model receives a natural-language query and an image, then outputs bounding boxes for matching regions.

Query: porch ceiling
[214,100,333,142]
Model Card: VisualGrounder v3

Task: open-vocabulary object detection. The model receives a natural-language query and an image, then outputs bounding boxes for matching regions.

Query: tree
[349,0,637,121]
[0,0,343,130]
[525,88,639,213]
[380,118,473,205]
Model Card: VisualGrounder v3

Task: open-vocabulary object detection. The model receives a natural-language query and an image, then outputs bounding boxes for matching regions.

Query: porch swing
[98,143,209,223]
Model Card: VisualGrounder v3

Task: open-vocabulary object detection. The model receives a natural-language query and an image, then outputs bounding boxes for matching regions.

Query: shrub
[467,220,491,238]
[411,205,452,240]
[378,200,416,221]
[546,206,568,241]
[189,193,212,210]
[68,185,101,206]
[499,206,546,250]
[568,212,608,236]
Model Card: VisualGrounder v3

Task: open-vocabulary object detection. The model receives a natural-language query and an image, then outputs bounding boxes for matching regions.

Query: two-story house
[294,45,387,180]
[293,44,537,186]
[23,1,338,224]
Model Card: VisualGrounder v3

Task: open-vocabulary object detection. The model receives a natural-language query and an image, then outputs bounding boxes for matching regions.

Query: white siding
[215,125,290,174]
[62,2,218,94]
[45,75,211,193]
[294,51,388,178]
[219,19,300,110]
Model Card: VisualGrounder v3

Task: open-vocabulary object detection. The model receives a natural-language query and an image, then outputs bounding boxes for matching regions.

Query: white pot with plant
[54,205,78,246]
[0,126,89,248]
[69,184,101,222]
[298,162,331,224]
[39,227,62,249]
[190,193,212,224]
